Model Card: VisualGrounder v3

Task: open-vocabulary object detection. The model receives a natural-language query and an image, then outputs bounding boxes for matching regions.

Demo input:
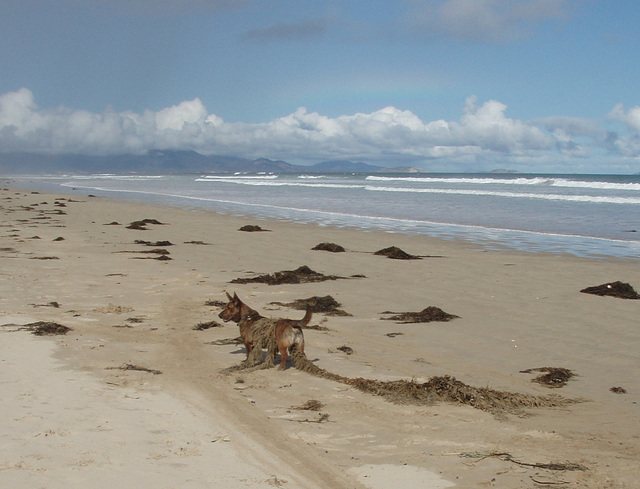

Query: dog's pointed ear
[233,292,240,303]
[226,291,233,301]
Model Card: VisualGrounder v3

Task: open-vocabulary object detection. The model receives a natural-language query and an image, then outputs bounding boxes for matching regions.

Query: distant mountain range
[0,150,426,175]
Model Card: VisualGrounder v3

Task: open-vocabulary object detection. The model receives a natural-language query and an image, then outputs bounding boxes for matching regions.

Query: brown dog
[218,292,309,369]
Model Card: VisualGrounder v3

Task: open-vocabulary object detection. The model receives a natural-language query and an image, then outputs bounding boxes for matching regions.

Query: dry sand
[1,184,638,488]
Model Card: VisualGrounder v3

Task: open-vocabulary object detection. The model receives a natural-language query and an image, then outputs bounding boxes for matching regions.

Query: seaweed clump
[374,246,420,260]
[580,281,640,299]
[126,218,165,230]
[380,306,459,323]
[270,295,351,316]
[231,265,348,285]
[292,399,325,411]
[135,240,174,246]
[312,242,346,253]
[193,320,222,331]
[25,321,72,336]
[290,350,571,415]
[239,225,270,232]
[520,367,575,388]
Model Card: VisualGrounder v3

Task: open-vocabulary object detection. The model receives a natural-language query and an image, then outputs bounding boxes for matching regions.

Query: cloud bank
[1,88,637,171]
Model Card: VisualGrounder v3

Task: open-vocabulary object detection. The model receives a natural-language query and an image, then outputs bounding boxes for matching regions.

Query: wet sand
[1,185,639,488]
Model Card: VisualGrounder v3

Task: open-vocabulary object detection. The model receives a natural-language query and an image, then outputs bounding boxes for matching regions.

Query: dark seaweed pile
[374,246,420,260]
[520,367,575,388]
[380,306,459,323]
[270,295,351,316]
[231,265,349,285]
[580,281,640,299]
[312,242,346,253]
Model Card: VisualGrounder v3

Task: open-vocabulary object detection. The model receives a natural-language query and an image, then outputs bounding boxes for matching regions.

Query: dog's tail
[298,305,313,327]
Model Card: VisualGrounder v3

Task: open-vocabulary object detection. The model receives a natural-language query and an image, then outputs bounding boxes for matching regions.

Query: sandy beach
[1,183,639,488]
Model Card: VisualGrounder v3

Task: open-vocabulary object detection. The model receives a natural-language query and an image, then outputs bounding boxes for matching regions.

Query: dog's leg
[278,345,288,369]
[243,337,253,360]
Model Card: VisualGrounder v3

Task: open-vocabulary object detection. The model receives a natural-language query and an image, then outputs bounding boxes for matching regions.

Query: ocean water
[10,172,640,259]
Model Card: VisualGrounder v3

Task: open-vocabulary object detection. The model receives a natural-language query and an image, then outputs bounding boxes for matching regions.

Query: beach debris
[30,256,60,260]
[386,332,404,338]
[205,299,227,308]
[610,386,627,394]
[291,413,331,424]
[22,321,72,336]
[336,345,354,355]
[374,246,420,260]
[184,240,211,245]
[580,281,640,299]
[126,218,165,230]
[239,224,270,232]
[380,307,459,323]
[230,265,351,285]
[459,451,586,472]
[107,363,162,375]
[29,301,61,308]
[520,367,575,388]
[134,248,171,255]
[0,321,69,335]
[312,242,346,253]
[292,399,325,411]
[193,320,222,330]
[290,350,574,415]
[134,239,174,246]
[269,295,351,316]
[53,236,65,241]
[93,303,134,314]
[123,248,172,260]
[266,475,288,487]
[150,255,172,261]
[104,221,121,225]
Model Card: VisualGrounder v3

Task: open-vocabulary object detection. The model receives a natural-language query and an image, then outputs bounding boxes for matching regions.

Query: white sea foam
[196,177,363,189]
[198,174,278,180]
[363,185,640,204]
[366,175,640,191]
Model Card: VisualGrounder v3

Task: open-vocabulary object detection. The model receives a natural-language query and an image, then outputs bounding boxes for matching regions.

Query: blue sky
[2,0,640,173]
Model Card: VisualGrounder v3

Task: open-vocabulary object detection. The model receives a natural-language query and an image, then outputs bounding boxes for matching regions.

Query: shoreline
[1,186,639,488]
[7,176,640,259]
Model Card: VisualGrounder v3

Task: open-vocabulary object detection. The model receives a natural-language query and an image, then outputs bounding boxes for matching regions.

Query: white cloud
[154,99,208,131]
[607,104,640,157]
[0,87,625,170]
[453,96,551,152]
[609,103,640,133]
